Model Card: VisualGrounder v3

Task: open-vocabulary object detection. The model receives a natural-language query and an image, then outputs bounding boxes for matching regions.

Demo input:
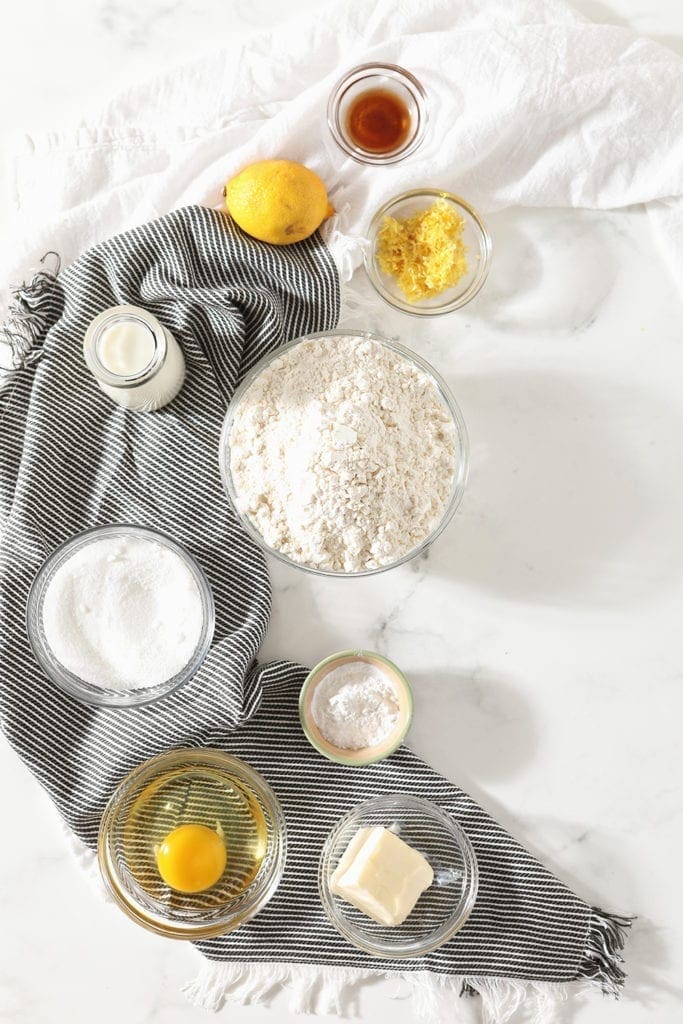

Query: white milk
[83,305,186,411]
[98,319,156,376]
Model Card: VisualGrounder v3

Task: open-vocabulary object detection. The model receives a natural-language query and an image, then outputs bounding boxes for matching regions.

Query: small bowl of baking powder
[299,650,413,766]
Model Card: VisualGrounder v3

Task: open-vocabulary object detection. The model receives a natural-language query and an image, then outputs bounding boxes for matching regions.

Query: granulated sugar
[229,335,456,572]
[310,662,400,750]
[42,534,204,691]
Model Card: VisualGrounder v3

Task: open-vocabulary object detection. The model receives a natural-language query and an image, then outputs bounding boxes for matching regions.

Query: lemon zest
[376,199,468,303]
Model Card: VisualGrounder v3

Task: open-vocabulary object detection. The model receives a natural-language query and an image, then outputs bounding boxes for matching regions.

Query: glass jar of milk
[83,305,185,411]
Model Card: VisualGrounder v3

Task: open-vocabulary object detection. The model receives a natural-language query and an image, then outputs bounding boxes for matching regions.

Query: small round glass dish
[26,524,215,707]
[327,63,428,165]
[98,748,287,940]
[319,794,478,958]
[299,650,413,766]
[365,189,492,316]
[219,330,469,578]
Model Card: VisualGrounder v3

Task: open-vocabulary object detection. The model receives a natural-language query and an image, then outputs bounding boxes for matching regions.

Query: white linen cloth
[3,0,682,294]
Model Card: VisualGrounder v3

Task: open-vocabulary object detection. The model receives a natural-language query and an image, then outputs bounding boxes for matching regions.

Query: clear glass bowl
[26,524,215,707]
[98,749,287,940]
[319,794,478,958]
[365,189,492,316]
[327,63,428,165]
[299,650,414,766]
[219,330,469,578]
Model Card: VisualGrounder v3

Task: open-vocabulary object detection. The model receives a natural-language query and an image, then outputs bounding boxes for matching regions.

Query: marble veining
[1,1,682,1023]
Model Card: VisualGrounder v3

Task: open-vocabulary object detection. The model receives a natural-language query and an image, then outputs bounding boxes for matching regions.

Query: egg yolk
[155,823,227,894]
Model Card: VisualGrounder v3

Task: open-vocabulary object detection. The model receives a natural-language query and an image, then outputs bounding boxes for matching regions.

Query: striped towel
[0,205,630,1023]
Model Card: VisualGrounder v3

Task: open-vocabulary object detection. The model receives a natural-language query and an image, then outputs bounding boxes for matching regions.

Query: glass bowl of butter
[319,793,477,958]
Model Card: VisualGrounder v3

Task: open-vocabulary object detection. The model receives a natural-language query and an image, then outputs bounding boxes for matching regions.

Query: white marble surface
[1,2,682,1024]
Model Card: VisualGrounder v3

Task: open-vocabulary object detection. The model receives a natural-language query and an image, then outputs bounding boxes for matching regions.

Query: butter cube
[330,826,434,926]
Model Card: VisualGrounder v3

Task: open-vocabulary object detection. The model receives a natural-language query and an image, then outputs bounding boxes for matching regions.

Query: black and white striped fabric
[0,206,626,991]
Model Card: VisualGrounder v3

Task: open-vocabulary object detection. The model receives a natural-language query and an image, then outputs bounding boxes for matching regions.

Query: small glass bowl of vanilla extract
[327,63,428,165]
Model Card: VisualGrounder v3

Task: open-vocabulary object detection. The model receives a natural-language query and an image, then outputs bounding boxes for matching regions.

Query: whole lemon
[224,159,334,245]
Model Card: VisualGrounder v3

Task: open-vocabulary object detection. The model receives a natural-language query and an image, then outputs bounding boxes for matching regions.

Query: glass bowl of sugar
[26,524,215,707]
[299,650,413,766]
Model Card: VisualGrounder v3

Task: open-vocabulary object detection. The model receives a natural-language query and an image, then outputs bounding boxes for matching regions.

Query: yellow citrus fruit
[224,159,334,245]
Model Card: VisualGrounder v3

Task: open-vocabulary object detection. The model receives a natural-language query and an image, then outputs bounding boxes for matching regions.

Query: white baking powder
[310,662,400,750]
[229,335,456,572]
[42,534,204,691]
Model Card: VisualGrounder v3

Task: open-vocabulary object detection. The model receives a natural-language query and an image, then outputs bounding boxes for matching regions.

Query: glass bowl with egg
[365,189,492,316]
[219,330,469,577]
[319,793,478,958]
[26,524,215,707]
[299,650,413,766]
[98,748,287,940]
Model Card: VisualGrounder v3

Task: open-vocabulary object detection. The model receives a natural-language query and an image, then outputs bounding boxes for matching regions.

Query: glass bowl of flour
[27,524,215,707]
[220,330,468,576]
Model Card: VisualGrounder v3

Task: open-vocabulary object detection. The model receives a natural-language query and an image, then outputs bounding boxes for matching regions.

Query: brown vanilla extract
[346,88,411,154]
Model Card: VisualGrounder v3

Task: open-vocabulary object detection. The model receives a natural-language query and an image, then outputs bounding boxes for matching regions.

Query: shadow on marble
[261,563,352,667]
[426,369,683,606]
[550,912,681,1023]
[470,207,618,335]
[476,814,683,1020]
[408,668,537,785]
[620,917,683,1008]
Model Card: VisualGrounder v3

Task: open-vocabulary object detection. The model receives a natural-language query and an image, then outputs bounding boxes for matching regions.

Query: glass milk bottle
[83,305,185,411]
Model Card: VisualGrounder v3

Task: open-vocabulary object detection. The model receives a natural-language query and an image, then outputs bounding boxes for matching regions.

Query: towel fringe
[184,961,621,1022]
[336,261,388,332]
[0,252,62,387]
[183,961,372,1017]
[578,906,634,997]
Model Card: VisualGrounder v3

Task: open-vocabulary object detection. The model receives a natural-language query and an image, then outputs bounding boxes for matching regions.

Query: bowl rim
[299,649,414,765]
[97,747,287,940]
[219,328,469,578]
[364,188,493,316]
[319,792,479,958]
[25,523,215,707]
[326,61,429,165]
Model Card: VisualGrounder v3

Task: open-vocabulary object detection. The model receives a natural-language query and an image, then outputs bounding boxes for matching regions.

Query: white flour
[229,335,457,572]
[42,534,204,691]
[310,662,400,749]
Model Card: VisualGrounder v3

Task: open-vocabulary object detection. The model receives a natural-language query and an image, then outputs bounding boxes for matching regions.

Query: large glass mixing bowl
[219,330,468,577]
